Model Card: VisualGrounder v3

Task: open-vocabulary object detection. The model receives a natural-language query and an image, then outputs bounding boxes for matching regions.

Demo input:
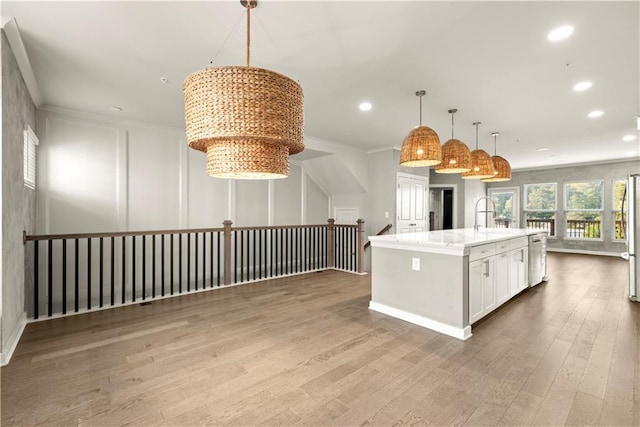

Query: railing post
[223,220,233,286]
[327,218,335,269]
[356,219,365,274]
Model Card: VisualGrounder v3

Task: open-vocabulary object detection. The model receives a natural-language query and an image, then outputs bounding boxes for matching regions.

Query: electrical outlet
[412,257,420,271]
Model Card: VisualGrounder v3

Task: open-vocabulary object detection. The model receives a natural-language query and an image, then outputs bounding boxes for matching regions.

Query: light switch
[412,257,420,271]
[384,211,389,218]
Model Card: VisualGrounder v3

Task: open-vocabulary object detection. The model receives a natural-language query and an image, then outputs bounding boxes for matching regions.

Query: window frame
[523,182,558,237]
[612,179,626,242]
[563,180,604,240]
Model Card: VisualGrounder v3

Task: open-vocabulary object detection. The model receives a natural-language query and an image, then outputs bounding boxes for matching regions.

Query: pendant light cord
[451,111,455,139]
[493,134,497,155]
[474,122,480,149]
[246,1,251,67]
[419,95,423,126]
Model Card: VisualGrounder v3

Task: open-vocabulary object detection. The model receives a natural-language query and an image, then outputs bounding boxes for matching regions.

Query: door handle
[483,260,490,277]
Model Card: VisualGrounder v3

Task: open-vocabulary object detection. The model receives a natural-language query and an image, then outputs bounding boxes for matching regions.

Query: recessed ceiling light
[537,147,550,152]
[548,25,574,41]
[587,110,603,118]
[359,102,372,112]
[109,106,123,112]
[623,135,636,142]
[572,81,592,91]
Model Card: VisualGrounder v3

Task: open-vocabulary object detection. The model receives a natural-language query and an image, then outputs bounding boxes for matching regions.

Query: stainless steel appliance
[529,232,547,286]
[622,174,639,302]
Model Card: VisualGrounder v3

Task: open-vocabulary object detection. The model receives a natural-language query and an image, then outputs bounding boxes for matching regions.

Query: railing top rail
[233,224,328,231]
[24,223,341,242]
[334,224,358,228]
[24,227,226,242]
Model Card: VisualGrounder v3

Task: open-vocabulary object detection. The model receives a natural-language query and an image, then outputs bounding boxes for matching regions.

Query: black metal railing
[566,219,601,239]
[25,219,365,320]
[526,218,555,236]
[494,218,514,229]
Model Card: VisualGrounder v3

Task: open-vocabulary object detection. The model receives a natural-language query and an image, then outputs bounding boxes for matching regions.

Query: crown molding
[3,18,43,107]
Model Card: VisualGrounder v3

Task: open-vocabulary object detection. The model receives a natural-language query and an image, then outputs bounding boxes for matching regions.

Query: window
[489,187,520,228]
[613,179,626,240]
[23,125,39,189]
[524,183,557,236]
[564,180,603,239]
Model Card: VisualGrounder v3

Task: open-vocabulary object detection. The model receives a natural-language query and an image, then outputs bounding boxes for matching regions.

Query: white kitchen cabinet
[495,251,510,306]
[469,254,497,324]
[509,246,529,296]
[468,259,485,324]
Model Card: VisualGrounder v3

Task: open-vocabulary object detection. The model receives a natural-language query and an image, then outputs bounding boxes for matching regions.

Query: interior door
[396,174,428,234]
[488,187,520,228]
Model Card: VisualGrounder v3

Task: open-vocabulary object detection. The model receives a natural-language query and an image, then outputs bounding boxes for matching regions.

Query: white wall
[36,108,331,234]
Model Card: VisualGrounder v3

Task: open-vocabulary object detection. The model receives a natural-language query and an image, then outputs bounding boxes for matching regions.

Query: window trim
[523,182,558,212]
[563,179,604,212]
[612,179,626,241]
[563,180,604,240]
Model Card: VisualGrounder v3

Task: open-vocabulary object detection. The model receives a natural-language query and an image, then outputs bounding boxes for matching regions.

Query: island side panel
[370,246,468,331]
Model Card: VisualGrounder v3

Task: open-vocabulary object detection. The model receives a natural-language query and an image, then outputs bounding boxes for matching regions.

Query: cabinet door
[519,247,529,292]
[495,252,510,307]
[469,259,485,324]
[510,247,528,295]
[483,257,496,314]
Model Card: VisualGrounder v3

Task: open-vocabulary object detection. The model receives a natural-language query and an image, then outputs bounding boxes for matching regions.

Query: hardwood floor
[2,253,638,426]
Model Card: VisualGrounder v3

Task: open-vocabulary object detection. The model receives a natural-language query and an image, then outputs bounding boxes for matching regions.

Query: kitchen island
[368,228,547,340]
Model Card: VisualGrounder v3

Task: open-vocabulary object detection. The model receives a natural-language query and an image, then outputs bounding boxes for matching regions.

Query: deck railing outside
[525,218,555,236]
[565,219,601,239]
[24,219,365,320]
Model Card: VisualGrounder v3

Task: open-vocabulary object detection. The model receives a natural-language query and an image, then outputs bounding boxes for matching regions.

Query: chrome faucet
[474,196,496,231]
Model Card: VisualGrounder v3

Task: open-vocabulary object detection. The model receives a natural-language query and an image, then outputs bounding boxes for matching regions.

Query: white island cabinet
[368,228,545,340]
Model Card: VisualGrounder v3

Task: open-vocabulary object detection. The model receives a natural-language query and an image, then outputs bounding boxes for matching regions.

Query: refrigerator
[622,174,640,302]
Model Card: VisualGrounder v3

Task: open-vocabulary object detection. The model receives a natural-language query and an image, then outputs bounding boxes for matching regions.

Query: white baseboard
[547,248,624,257]
[368,301,472,341]
[1,313,27,366]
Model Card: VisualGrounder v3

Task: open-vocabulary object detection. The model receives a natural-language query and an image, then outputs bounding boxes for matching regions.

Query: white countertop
[369,228,545,255]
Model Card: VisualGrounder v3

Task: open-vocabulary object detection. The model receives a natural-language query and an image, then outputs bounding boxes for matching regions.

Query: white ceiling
[3,0,639,170]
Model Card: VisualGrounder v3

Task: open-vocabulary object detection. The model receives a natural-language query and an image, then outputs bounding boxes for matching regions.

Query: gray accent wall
[486,160,640,253]
[1,30,37,361]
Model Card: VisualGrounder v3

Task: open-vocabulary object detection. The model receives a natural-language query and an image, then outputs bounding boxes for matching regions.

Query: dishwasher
[529,233,548,286]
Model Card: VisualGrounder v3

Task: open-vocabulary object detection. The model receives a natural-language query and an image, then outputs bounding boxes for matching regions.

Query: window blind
[23,125,39,189]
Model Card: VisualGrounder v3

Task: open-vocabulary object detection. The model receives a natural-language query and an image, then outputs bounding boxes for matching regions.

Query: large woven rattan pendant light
[482,132,512,182]
[462,122,496,179]
[435,108,471,174]
[400,90,442,167]
[183,0,304,179]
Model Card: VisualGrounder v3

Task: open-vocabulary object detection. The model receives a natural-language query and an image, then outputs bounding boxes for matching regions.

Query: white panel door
[334,207,359,225]
[396,174,428,234]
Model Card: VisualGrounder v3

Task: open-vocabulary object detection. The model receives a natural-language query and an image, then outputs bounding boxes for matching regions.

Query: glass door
[488,187,520,229]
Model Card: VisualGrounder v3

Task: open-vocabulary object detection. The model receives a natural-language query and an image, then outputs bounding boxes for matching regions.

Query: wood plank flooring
[2,253,638,426]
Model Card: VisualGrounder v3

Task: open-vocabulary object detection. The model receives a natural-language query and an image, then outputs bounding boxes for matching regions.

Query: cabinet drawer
[469,243,496,261]
[496,240,510,253]
[509,237,528,250]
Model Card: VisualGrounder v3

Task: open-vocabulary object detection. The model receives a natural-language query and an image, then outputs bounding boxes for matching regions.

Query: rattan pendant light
[482,132,512,182]
[461,122,496,179]
[435,108,471,174]
[400,90,442,167]
[183,0,304,179]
